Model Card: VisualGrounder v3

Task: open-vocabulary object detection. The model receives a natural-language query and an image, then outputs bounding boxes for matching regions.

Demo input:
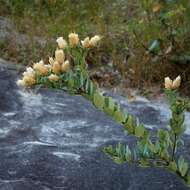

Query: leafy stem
[172,133,177,161]
[19,33,190,187]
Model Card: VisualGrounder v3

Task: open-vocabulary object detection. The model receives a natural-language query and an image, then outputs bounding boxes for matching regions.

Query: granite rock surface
[0,61,189,190]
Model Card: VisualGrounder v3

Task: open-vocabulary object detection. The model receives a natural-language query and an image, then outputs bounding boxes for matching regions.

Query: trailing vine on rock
[17,33,190,186]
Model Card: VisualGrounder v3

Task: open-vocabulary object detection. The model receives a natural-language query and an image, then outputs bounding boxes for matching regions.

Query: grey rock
[0,16,47,47]
[0,60,189,190]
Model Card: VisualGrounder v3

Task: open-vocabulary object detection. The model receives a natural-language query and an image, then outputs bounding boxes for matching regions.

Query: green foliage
[135,124,145,138]
[0,0,129,77]
[178,156,188,177]
[123,115,135,134]
[126,0,190,87]
[103,143,133,164]
[93,92,105,110]
[1,0,190,91]
[168,161,177,172]
[20,33,190,187]
[104,97,115,116]
[104,88,190,186]
[148,39,160,54]
[84,79,94,97]
[114,110,124,124]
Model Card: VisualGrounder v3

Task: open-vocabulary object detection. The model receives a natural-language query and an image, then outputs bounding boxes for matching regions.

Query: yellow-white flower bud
[23,75,36,87]
[69,33,79,47]
[52,61,61,74]
[33,60,48,76]
[48,74,59,82]
[172,75,181,89]
[164,76,181,90]
[81,37,90,48]
[61,60,70,72]
[55,49,65,64]
[25,67,34,75]
[23,67,35,79]
[164,77,173,90]
[89,35,101,47]
[16,79,25,87]
[56,37,67,49]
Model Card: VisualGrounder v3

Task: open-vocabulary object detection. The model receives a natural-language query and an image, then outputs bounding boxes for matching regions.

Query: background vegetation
[0,0,190,93]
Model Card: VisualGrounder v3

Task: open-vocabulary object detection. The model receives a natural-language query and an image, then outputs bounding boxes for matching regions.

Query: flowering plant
[17,33,190,186]
[17,33,101,94]
[104,76,190,186]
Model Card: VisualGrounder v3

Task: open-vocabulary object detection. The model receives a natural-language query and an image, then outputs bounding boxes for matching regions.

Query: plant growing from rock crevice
[104,76,190,185]
[17,34,190,186]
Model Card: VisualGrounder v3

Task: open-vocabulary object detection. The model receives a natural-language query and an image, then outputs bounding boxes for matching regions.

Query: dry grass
[0,0,190,95]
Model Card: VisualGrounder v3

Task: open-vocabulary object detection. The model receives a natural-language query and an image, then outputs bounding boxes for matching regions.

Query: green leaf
[93,92,105,110]
[115,143,123,157]
[104,97,116,116]
[104,97,115,111]
[74,68,84,88]
[114,102,120,112]
[137,139,151,158]
[79,72,84,87]
[125,145,132,162]
[139,159,149,167]
[114,110,124,123]
[148,142,157,154]
[186,175,190,186]
[178,156,188,177]
[68,79,74,89]
[160,149,170,161]
[103,145,115,156]
[148,39,160,53]
[157,129,171,149]
[135,124,145,138]
[104,143,133,164]
[104,107,114,116]
[124,115,136,134]
[86,79,94,96]
[113,157,124,164]
[122,110,129,122]
[168,161,177,172]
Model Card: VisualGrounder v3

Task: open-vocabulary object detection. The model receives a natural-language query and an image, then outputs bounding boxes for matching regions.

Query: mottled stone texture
[0,62,189,190]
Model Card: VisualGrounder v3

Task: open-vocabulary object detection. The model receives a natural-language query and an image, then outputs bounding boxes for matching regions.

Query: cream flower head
[89,35,101,47]
[17,79,26,87]
[81,37,90,48]
[22,75,36,87]
[69,32,79,47]
[164,77,173,90]
[25,67,34,74]
[19,66,36,87]
[172,76,181,89]
[56,37,68,49]
[33,60,48,76]
[55,49,65,64]
[164,76,181,90]
[23,67,35,78]
[48,74,59,82]
[52,61,61,74]
[61,60,70,72]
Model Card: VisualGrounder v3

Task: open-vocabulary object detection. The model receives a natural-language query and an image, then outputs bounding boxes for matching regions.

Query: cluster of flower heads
[17,33,101,88]
[164,75,181,90]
